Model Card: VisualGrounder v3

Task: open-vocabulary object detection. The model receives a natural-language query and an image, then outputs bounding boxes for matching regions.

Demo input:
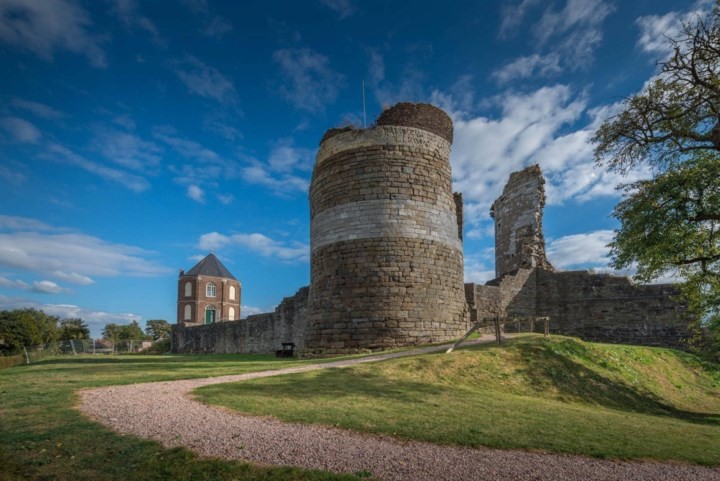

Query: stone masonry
[491,164,553,278]
[171,107,691,356]
[303,103,468,356]
[467,164,690,349]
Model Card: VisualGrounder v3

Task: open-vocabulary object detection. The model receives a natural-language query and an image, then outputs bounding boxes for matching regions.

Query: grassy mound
[196,335,720,465]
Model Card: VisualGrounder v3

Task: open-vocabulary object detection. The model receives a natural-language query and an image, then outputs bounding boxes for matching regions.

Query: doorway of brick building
[205,305,216,324]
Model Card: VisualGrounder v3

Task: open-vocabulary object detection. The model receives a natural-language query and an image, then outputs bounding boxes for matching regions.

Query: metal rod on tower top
[362,80,367,128]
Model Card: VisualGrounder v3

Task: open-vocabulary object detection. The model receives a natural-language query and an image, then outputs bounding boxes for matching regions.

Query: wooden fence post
[494,316,501,344]
[544,318,549,337]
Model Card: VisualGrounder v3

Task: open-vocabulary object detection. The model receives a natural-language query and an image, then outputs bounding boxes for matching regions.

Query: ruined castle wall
[304,103,467,356]
[466,269,537,321]
[492,165,553,278]
[171,287,309,354]
[535,270,690,348]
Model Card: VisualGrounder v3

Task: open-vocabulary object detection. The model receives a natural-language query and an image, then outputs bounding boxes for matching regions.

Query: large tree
[0,309,59,354]
[593,3,720,358]
[144,319,170,340]
[58,318,91,341]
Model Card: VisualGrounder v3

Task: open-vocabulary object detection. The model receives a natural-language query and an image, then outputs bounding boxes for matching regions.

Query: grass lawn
[0,353,373,481]
[195,335,720,466]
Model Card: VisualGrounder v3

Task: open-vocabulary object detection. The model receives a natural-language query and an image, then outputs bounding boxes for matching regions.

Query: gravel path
[78,339,720,481]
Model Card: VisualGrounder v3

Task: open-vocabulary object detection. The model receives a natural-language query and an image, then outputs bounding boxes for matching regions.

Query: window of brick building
[206,282,216,297]
[184,304,191,321]
[228,306,235,320]
[184,281,192,297]
[229,285,236,300]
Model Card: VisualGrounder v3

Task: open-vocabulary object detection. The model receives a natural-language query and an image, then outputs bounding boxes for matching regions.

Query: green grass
[0,353,374,481]
[195,335,720,466]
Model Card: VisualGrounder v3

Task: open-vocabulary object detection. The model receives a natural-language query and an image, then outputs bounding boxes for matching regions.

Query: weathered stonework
[171,107,691,356]
[491,165,553,278]
[469,164,691,349]
[304,103,467,356]
[172,287,308,354]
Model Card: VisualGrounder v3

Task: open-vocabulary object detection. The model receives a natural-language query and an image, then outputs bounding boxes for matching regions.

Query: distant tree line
[0,308,170,356]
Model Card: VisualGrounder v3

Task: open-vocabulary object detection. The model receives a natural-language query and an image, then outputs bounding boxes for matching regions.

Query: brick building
[176,253,241,326]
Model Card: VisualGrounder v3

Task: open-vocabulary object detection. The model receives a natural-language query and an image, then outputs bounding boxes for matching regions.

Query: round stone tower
[304,103,467,356]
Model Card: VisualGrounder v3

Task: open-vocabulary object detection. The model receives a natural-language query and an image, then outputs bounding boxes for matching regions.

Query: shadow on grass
[507,339,720,425]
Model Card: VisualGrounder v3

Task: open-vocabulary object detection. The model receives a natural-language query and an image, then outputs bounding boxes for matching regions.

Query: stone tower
[304,103,467,356]
[491,164,553,278]
[177,253,241,325]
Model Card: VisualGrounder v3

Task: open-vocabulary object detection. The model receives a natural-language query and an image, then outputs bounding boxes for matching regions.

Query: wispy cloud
[239,139,312,195]
[173,55,238,104]
[0,216,170,282]
[635,0,712,58]
[111,0,166,47]
[181,0,234,38]
[44,143,151,192]
[494,0,615,80]
[0,117,41,143]
[240,305,266,318]
[186,184,205,203]
[273,47,345,112]
[0,0,107,67]
[320,0,356,19]
[546,230,614,269]
[492,53,561,82]
[199,231,309,262]
[93,127,163,172]
[10,98,64,119]
[442,84,649,230]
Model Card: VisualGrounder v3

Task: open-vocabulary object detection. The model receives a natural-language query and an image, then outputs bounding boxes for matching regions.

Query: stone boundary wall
[465,269,690,349]
[535,270,690,349]
[171,287,309,354]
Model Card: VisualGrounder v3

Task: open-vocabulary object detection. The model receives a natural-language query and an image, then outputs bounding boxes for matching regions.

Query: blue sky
[0,0,710,338]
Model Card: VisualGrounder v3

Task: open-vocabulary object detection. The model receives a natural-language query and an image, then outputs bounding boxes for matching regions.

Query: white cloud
[0,0,106,67]
[186,184,205,203]
[199,232,309,262]
[51,270,94,285]
[111,0,165,47]
[546,230,614,269]
[240,164,309,194]
[181,0,233,38]
[0,117,41,143]
[31,280,67,294]
[0,215,54,232]
[635,0,712,58]
[267,138,314,173]
[173,56,238,104]
[320,0,355,19]
[497,0,614,77]
[216,193,234,205]
[93,127,163,172]
[0,216,169,280]
[0,165,27,184]
[499,0,541,38]
[464,249,496,283]
[202,16,233,38]
[241,305,266,318]
[492,53,561,82]
[10,98,63,119]
[273,47,345,112]
[44,143,151,192]
[447,84,649,228]
[154,127,220,163]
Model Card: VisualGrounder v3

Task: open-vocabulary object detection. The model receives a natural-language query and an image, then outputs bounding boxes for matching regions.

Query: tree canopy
[58,318,91,341]
[144,319,170,340]
[0,309,60,354]
[593,3,720,173]
[594,3,720,359]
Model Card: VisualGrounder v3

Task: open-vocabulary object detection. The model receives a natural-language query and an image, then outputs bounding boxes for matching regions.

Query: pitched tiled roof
[185,253,236,280]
